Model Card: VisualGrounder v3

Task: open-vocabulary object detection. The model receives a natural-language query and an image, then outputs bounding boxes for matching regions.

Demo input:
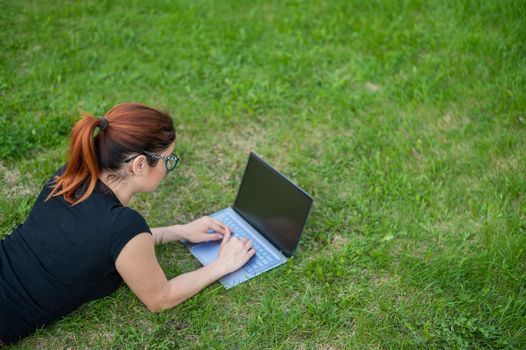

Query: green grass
[1,0,525,348]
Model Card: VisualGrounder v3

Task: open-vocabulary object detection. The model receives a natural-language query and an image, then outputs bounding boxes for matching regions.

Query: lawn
[1,0,525,348]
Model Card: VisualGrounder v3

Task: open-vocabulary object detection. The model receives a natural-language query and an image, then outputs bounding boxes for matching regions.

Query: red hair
[47,102,176,205]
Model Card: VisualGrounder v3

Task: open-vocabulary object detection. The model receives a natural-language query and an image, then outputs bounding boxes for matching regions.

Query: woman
[0,102,254,345]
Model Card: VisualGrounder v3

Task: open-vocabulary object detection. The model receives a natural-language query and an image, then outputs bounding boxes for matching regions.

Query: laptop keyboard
[215,213,276,274]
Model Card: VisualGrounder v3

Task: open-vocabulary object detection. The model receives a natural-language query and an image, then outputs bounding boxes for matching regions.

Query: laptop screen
[233,153,313,257]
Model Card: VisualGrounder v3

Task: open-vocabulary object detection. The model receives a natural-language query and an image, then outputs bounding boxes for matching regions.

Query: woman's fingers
[208,224,228,239]
[208,233,224,241]
[220,230,231,247]
[210,220,232,235]
[244,238,252,249]
[217,223,254,257]
[209,222,225,234]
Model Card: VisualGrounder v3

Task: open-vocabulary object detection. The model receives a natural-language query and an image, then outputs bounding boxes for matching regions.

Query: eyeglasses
[124,152,180,173]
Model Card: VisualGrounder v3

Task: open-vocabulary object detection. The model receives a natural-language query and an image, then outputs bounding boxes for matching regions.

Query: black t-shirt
[0,170,151,344]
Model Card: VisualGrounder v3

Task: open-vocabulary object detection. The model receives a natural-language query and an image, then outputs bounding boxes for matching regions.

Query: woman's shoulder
[106,203,150,236]
[110,205,146,223]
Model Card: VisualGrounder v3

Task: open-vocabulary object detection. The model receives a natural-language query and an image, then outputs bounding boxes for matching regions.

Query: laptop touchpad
[190,241,221,265]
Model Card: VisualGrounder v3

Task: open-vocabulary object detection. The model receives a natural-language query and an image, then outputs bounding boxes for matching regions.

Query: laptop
[183,152,314,289]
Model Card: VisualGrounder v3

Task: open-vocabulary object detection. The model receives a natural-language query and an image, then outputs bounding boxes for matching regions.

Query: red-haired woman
[0,102,254,346]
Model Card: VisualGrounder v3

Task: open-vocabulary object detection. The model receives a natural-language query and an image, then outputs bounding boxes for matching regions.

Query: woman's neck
[98,172,134,206]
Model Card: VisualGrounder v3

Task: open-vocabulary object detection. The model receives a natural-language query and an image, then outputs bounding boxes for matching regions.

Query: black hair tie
[99,117,108,130]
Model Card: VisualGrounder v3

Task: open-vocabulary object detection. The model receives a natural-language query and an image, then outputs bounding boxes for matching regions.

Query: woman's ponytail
[47,113,102,205]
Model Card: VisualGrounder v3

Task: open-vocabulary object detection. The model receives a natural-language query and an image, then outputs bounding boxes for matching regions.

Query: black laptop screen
[233,153,313,256]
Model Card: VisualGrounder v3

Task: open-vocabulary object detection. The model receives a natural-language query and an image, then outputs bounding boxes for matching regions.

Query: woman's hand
[216,230,255,274]
[178,216,230,243]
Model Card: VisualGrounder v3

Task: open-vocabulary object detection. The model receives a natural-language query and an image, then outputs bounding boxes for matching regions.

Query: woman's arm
[115,231,254,312]
[150,225,185,245]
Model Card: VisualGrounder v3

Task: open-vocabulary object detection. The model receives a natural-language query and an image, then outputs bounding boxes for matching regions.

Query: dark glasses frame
[124,152,180,172]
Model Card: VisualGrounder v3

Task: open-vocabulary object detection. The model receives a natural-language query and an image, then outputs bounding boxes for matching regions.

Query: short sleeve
[108,208,151,263]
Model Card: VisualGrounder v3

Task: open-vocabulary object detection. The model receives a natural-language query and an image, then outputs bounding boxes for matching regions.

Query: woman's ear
[131,155,148,176]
